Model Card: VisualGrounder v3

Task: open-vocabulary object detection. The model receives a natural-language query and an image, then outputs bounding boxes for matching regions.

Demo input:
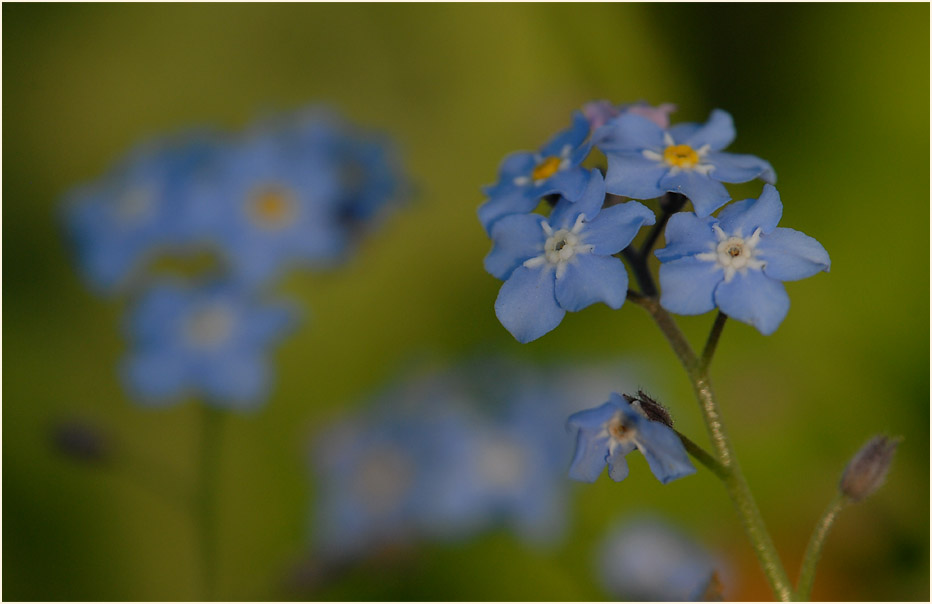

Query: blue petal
[682,109,736,152]
[483,152,537,197]
[757,227,831,282]
[604,152,668,200]
[200,354,269,409]
[707,151,776,184]
[667,121,702,143]
[549,169,605,229]
[477,189,541,234]
[658,257,721,316]
[607,444,636,482]
[594,113,666,153]
[494,266,564,343]
[717,184,783,236]
[567,428,611,483]
[634,420,697,484]
[555,254,628,312]
[714,269,789,335]
[655,212,717,262]
[585,201,655,256]
[546,167,590,202]
[122,353,188,405]
[660,170,731,217]
[484,213,547,279]
[541,111,591,157]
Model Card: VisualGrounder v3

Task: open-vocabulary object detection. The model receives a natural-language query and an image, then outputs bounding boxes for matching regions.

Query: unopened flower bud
[622,390,674,428]
[839,435,900,502]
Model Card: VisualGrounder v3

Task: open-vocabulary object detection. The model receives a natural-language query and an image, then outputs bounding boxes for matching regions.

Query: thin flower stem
[674,429,728,480]
[198,405,224,601]
[640,209,671,258]
[700,311,728,373]
[795,493,849,600]
[621,245,657,297]
[628,294,795,601]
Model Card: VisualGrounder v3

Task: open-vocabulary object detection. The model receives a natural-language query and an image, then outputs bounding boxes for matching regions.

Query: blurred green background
[3,3,928,601]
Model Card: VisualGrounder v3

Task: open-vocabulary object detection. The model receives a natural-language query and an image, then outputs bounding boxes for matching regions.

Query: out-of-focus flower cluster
[307,359,642,562]
[61,106,409,409]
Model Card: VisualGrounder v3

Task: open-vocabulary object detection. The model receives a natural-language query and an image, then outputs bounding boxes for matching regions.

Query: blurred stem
[198,405,224,601]
[628,293,795,602]
[795,493,849,600]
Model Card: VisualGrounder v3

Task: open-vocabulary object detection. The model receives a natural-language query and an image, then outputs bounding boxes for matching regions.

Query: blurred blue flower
[597,516,725,601]
[567,393,695,484]
[478,111,592,233]
[485,170,654,342]
[61,135,219,295]
[655,184,831,335]
[190,121,350,287]
[582,99,677,131]
[595,109,776,217]
[122,279,295,409]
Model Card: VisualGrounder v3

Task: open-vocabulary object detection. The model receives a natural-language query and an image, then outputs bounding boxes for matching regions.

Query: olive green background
[3,3,929,601]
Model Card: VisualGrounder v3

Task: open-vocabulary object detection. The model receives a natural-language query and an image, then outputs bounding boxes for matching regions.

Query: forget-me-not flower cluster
[62,106,410,409]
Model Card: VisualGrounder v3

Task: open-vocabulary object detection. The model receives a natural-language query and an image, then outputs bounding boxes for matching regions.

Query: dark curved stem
[700,312,728,373]
[675,428,728,479]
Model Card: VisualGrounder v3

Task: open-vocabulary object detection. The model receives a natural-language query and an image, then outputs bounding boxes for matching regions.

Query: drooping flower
[655,184,830,335]
[594,109,775,217]
[478,111,592,234]
[485,170,654,343]
[567,393,695,484]
[582,99,677,131]
[121,279,295,408]
[61,135,220,295]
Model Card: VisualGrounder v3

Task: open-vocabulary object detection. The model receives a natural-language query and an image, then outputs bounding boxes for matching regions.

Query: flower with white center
[567,393,695,484]
[478,111,593,234]
[593,108,776,217]
[655,185,831,335]
[122,280,296,408]
[483,170,654,343]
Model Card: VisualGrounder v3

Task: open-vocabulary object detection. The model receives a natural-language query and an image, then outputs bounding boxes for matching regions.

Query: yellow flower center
[248,186,296,228]
[663,144,700,168]
[608,416,629,441]
[531,156,562,181]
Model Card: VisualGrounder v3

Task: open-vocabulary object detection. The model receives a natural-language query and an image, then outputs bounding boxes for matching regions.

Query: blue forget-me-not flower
[655,184,830,335]
[122,279,295,408]
[594,109,776,217]
[485,170,654,343]
[567,392,695,484]
[61,135,219,294]
[583,99,677,131]
[478,111,592,233]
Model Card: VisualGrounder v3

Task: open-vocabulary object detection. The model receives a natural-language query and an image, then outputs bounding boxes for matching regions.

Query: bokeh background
[3,3,928,601]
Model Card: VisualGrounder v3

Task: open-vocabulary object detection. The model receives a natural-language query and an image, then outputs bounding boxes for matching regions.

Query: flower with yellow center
[642,133,713,176]
[513,144,574,186]
[246,186,298,229]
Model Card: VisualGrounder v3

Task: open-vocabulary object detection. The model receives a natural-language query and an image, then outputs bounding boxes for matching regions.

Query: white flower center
[353,445,414,514]
[696,225,766,282]
[522,214,593,279]
[475,434,529,491]
[183,303,237,349]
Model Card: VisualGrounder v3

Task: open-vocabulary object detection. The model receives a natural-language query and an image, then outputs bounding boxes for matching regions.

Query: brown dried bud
[839,435,900,502]
[622,390,674,428]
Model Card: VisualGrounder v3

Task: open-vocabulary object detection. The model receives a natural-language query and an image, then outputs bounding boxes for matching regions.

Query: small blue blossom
[594,109,776,217]
[655,184,831,335]
[478,111,592,233]
[122,279,295,409]
[485,170,654,343]
[61,135,219,295]
[190,122,349,287]
[566,393,695,484]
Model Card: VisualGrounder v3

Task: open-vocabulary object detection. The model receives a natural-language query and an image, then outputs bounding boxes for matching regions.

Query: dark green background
[4,4,929,601]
